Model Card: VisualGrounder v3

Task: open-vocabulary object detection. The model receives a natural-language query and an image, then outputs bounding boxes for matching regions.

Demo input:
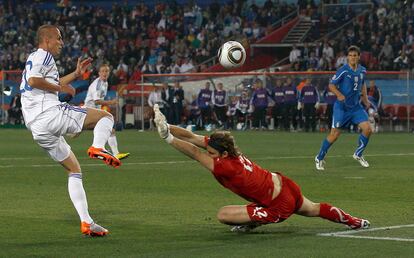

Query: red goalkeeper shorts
[246,173,304,224]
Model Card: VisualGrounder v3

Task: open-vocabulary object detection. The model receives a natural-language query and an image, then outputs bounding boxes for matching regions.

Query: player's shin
[319,203,353,225]
[354,134,369,157]
[68,173,93,223]
[107,134,119,155]
[317,139,332,160]
[92,116,113,148]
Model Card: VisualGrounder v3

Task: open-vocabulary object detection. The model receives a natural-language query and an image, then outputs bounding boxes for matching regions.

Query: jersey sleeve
[26,52,53,80]
[329,68,346,85]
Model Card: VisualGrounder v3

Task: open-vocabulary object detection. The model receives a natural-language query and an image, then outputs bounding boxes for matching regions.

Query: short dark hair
[347,45,360,55]
[36,25,59,45]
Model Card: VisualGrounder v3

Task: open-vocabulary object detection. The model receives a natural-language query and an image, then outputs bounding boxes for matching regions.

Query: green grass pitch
[0,129,413,257]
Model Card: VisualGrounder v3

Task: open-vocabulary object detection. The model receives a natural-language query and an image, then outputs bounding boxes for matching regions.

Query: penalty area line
[318,224,414,242]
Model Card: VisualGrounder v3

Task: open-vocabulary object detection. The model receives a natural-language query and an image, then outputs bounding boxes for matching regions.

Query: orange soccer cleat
[87,146,121,168]
[81,221,109,237]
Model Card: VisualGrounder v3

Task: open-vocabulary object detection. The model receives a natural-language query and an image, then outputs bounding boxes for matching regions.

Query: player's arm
[361,83,370,108]
[28,77,75,96]
[169,125,206,149]
[60,57,92,86]
[168,136,214,171]
[328,83,345,101]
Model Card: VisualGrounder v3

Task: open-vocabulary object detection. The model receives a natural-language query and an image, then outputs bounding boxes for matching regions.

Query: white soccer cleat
[353,154,369,168]
[230,224,259,233]
[315,156,325,171]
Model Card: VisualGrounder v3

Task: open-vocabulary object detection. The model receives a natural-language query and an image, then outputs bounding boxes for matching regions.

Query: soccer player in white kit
[20,25,120,236]
[84,64,130,160]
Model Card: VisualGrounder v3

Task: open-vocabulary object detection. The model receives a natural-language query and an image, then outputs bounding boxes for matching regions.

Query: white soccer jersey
[84,77,108,109]
[19,48,61,125]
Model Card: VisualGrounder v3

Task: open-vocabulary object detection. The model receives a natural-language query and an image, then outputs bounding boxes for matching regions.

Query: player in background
[315,45,372,170]
[84,64,130,160]
[20,24,120,236]
[152,104,370,232]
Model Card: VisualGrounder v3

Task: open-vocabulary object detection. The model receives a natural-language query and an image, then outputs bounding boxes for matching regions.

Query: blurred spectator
[322,85,337,129]
[188,94,202,129]
[289,44,301,64]
[393,51,409,70]
[197,81,213,126]
[168,82,184,125]
[299,79,320,132]
[226,95,238,129]
[250,79,269,130]
[270,78,284,130]
[8,93,22,125]
[212,82,227,128]
[282,78,298,131]
[148,86,168,117]
[235,90,251,130]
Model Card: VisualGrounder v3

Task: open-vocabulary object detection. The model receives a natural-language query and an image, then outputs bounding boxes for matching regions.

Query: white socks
[107,134,119,155]
[92,116,113,149]
[68,173,93,224]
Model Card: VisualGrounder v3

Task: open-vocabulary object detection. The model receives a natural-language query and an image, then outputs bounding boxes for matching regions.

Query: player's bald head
[36,25,59,45]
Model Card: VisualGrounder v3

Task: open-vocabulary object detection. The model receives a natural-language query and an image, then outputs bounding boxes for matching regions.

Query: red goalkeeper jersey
[212,155,275,207]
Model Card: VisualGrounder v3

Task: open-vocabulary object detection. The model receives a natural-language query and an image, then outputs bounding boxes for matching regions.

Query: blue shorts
[331,102,368,128]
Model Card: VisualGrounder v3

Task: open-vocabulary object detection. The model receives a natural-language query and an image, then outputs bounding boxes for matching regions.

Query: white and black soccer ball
[217,41,246,69]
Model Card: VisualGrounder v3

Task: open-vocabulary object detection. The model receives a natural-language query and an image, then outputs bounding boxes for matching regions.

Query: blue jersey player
[315,46,372,170]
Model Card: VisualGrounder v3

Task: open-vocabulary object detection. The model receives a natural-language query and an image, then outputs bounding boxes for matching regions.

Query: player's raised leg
[83,108,121,167]
[61,151,109,236]
[353,121,372,168]
[296,196,370,229]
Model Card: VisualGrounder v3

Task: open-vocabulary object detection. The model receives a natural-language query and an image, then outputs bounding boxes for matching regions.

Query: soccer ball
[218,41,246,69]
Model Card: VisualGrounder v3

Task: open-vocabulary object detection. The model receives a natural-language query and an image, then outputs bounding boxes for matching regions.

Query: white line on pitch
[319,224,414,236]
[323,235,414,242]
[318,224,414,242]
[0,153,414,169]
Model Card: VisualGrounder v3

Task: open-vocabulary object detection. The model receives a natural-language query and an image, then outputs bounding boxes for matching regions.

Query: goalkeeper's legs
[296,197,370,229]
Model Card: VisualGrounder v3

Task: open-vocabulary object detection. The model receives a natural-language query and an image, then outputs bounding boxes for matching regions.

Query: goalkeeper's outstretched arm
[169,125,206,149]
[167,136,214,171]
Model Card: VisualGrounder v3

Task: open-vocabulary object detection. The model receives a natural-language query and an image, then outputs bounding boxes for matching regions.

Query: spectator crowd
[289,1,414,72]
[0,0,295,84]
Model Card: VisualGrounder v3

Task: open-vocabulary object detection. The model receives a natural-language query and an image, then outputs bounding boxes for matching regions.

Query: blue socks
[317,139,332,160]
[355,134,369,157]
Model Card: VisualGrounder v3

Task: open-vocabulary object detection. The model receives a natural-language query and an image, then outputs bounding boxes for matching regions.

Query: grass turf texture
[0,129,413,257]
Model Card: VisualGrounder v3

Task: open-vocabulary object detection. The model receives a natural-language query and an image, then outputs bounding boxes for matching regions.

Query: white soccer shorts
[28,103,87,162]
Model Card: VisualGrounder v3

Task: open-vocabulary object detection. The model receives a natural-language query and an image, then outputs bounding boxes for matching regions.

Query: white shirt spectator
[322,44,334,60]
[180,60,195,73]
[335,54,347,68]
[289,47,301,63]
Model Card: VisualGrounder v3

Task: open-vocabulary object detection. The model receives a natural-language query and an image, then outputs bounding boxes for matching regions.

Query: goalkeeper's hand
[153,104,170,139]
